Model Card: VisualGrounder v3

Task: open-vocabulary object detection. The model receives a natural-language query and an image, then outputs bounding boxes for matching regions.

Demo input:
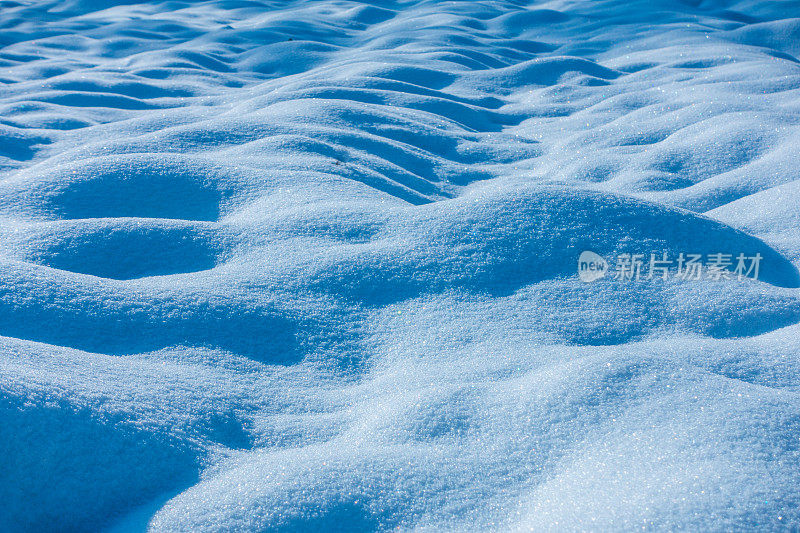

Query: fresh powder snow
[1,0,800,530]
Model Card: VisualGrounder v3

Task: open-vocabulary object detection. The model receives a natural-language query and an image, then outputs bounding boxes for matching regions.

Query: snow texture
[1,0,800,530]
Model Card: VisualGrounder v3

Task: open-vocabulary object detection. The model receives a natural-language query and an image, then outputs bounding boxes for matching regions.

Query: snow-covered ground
[2,0,800,530]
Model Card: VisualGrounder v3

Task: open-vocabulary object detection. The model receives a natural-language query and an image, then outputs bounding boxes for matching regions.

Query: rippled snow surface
[2,0,800,530]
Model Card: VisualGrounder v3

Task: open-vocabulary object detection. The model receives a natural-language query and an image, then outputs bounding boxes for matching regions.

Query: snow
[1,0,800,530]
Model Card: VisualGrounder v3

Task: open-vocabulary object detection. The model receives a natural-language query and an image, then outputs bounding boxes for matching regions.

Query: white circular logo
[578,251,608,282]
